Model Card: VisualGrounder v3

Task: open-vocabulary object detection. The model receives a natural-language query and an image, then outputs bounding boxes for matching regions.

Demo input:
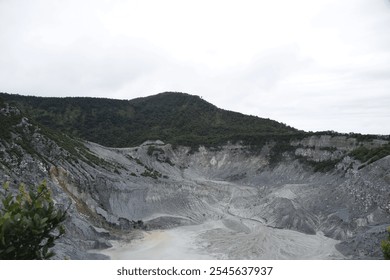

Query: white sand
[97,220,344,260]
[99,222,221,259]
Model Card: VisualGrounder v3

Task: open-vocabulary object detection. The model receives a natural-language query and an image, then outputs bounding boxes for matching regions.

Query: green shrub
[349,144,390,164]
[140,168,162,179]
[0,181,66,259]
[382,226,390,260]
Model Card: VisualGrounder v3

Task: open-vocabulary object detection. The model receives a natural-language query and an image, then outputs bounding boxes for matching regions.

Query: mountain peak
[132,91,214,108]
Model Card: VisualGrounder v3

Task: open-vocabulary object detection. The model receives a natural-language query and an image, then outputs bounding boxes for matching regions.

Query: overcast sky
[1,0,389,135]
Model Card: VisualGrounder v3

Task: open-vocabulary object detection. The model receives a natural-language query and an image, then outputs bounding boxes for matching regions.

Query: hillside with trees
[0,92,300,148]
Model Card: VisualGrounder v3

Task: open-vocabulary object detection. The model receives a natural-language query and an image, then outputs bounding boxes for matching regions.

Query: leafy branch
[0,181,67,259]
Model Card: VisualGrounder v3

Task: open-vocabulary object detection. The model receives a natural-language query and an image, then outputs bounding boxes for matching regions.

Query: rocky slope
[82,139,389,259]
[0,99,389,259]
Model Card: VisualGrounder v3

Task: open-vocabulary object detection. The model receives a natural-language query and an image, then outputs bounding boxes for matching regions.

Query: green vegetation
[349,143,390,164]
[311,159,342,173]
[2,91,388,170]
[267,137,298,167]
[0,181,66,259]
[147,145,164,156]
[0,100,113,171]
[39,125,113,169]
[147,145,175,166]
[382,227,390,260]
[296,156,342,173]
[141,167,162,179]
[0,92,299,148]
[319,146,338,152]
[0,108,22,140]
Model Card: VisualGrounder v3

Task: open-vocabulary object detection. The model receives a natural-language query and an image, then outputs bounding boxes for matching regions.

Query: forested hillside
[0,92,299,148]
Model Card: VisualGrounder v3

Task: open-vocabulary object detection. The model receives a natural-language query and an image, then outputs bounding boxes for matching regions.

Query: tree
[382,226,390,260]
[0,181,66,259]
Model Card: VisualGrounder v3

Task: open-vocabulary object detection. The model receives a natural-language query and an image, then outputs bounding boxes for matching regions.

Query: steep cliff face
[0,102,389,259]
[0,105,112,259]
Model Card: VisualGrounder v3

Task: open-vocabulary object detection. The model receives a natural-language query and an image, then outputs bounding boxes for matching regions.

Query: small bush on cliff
[0,181,66,259]
[382,227,390,260]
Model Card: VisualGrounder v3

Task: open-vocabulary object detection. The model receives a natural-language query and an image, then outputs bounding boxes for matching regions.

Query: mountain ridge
[0,91,300,148]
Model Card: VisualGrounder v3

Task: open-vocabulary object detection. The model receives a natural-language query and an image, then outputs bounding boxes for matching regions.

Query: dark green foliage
[268,138,297,167]
[134,158,145,166]
[0,92,299,148]
[134,220,144,229]
[347,133,390,143]
[141,170,162,179]
[319,146,338,152]
[147,145,175,166]
[349,143,390,164]
[297,157,342,173]
[147,146,154,156]
[41,127,112,169]
[311,159,342,173]
[161,157,175,166]
[140,168,162,179]
[0,181,66,260]
[382,227,390,260]
[0,100,112,170]
[147,145,163,156]
[0,109,22,140]
[350,147,371,162]
[2,91,388,169]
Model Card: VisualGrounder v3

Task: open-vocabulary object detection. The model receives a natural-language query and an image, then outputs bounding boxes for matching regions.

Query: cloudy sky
[0,0,389,134]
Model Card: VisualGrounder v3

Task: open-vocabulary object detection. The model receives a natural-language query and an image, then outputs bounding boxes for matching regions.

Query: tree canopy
[0,92,299,148]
